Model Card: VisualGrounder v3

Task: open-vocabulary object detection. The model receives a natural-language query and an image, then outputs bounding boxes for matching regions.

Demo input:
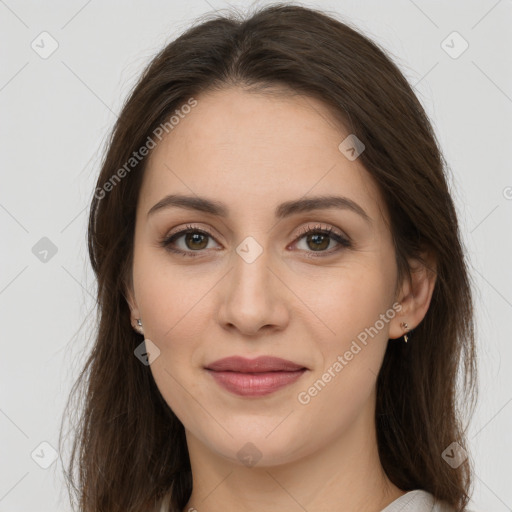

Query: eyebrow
[147,193,371,224]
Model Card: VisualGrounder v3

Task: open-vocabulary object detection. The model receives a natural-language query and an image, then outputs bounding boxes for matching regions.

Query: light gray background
[1,1,511,510]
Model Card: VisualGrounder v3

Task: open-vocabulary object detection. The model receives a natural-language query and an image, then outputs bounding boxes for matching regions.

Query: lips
[205,355,306,373]
[204,356,308,397]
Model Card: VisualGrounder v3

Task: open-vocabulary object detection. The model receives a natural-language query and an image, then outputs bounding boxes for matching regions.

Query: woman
[60,4,478,511]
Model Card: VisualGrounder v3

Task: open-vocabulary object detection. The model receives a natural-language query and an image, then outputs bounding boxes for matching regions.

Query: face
[127,86,405,467]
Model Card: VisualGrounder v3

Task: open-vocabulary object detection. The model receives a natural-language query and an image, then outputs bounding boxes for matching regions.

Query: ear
[389,252,437,339]
[123,276,142,329]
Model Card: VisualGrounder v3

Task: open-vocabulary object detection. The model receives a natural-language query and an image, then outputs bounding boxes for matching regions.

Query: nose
[216,243,290,336]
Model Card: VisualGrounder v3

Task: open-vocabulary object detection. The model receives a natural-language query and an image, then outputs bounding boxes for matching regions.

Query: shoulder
[381,489,477,512]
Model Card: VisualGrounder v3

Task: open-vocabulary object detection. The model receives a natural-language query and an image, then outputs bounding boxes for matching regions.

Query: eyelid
[294,223,349,241]
[166,223,217,240]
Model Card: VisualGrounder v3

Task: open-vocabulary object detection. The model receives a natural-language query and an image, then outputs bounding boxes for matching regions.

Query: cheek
[132,258,211,423]
[305,260,396,343]
[301,255,396,408]
[136,267,209,425]
[133,245,212,343]
[138,280,209,362]
[295,275,393,433]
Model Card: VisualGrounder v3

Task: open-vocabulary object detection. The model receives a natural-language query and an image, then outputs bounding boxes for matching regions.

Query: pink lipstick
[204,356,307,397]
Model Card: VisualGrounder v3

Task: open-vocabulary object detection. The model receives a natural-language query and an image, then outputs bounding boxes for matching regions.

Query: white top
[381,490,462,511]
[159,489,469,511]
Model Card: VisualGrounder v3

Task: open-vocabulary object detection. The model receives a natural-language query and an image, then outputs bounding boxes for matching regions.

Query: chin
[198,425,311,468]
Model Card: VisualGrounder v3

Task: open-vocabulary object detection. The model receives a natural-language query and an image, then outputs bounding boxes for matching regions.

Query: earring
[135,319,144,335]
[400,322,409,343]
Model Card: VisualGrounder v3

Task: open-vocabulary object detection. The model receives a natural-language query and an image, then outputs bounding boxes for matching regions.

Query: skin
[126,86,436,512]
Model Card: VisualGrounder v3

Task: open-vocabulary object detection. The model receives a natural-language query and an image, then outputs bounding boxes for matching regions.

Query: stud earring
[400,322,409,343]
[135,319,144,335]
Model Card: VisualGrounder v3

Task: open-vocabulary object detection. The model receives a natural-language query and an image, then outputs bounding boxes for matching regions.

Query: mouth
[204,355,308,397]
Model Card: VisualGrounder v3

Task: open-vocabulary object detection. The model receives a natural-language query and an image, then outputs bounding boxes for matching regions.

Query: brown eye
[293,225,351,256]
[183,232,209,250]
[160,226,220,257]
[305,232,331,251]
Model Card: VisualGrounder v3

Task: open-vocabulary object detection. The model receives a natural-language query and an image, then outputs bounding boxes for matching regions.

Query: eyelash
[159,223,351,259]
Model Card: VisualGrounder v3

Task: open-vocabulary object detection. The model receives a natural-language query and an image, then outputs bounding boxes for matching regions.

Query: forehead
[140,87,386,224]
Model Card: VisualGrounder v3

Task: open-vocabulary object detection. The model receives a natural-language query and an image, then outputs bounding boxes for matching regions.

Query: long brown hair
[60,3,477,511]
